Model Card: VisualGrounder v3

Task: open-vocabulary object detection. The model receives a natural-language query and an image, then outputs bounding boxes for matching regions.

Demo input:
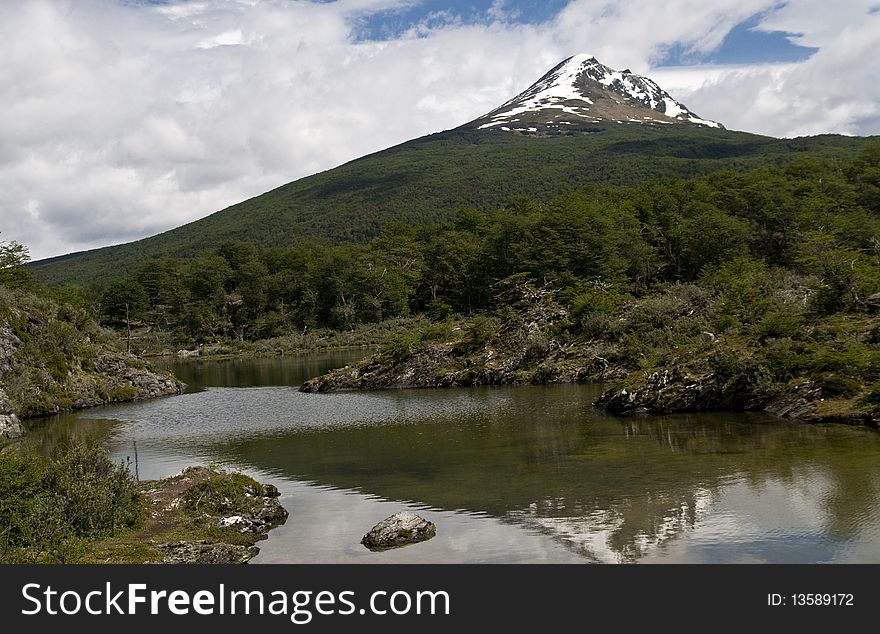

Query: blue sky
[351,0,818,64]
[2,0,879,258]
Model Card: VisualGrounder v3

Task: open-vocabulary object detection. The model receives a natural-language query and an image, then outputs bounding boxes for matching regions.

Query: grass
[0,441,281,564]
[82,466,278,564]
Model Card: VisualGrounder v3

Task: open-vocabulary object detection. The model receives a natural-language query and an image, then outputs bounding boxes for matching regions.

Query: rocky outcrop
[139,466,288,564]
[595,365,773,415]
[158,541,259,564]
[215,497,289,536]
[595,367,879,428]
[300,279,614,393]
[361,512,437,551]
[92,353,183,402]
[0,326,21,376]
[0,296,184,426]
[0,387,24,440]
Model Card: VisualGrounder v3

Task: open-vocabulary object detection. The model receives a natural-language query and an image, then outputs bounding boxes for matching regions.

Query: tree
[0,236,32,288]
[99,280,149,326]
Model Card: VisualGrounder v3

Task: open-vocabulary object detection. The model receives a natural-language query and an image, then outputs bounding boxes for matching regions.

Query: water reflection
[22,354,880,563]
[154,349,369,391]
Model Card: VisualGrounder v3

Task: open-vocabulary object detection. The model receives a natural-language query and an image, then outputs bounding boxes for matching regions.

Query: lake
[23,352,880,563]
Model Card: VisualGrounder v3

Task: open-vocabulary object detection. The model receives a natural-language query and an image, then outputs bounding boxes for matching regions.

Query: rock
[158,540,259,564]
[254,500,288,526]
[0,387,24,439]
[595,363,772,416]
[865,293,880,312]
[763,382,823,419]
[699,331,716,342]
[93,353,184,401]
[216,497,289,534]
[177,349,200,358]
[361,512,436,551]
[1,413,24,440]
[263,484,280,497]
[0,326,22,376]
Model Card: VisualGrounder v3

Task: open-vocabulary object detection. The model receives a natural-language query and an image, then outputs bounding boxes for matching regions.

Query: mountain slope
[468,54,721,133]
[30,56,871,286]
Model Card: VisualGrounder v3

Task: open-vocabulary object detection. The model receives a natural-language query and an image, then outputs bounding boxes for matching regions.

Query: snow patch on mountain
[476,54,721,131]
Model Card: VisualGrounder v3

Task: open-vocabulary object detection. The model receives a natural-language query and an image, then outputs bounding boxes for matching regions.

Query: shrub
[0,442,142,563]
[460,315,500,351]
[814,373,862,398]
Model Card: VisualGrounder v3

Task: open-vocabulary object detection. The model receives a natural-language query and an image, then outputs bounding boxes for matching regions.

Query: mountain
[31,55,868,286]
[467,54,721,133]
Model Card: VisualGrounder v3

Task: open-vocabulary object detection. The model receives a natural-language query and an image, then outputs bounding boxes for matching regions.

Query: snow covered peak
[469,54,722,134]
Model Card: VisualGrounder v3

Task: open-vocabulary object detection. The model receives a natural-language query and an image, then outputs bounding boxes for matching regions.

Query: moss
[182,471,264,516]
[108,386,139,402]
[82,467,282,564]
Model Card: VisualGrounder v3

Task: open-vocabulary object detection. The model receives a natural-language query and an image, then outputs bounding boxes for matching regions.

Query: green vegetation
[14,129,880,424]
[31,125,872,287]
[0,445,284,563]
[0,442,142,563]
[72,143,879,340]
[0,236,33,289]
[83,466,285,564]
[0,283,180,419]
[289,141,880,425]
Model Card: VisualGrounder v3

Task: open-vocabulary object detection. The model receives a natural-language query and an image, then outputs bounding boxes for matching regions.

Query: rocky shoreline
[302,344,878,429]
[1,309,183,438]
[299,282,879,430]
[89,466,288,564]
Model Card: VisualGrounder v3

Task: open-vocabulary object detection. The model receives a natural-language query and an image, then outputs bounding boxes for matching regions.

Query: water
[23,352,880,563]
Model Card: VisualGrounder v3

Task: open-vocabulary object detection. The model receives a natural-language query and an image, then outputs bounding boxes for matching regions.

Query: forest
[82,142,880,348]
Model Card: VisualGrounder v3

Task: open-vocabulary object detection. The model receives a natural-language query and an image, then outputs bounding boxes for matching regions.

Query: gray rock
[0,387,24,439]
[866,293,880,312]
[158,540,258,564]
[0,326,22,376]
[216,497,289,534]
[361,512,436,551]
[1,413,24,440]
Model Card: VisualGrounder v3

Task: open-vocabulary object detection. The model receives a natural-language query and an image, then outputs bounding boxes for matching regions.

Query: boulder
[361,512,436,551]
[0,387,24,439]
[1,413,24,440]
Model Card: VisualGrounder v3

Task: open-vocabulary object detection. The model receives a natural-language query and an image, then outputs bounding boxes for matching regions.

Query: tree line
[79,142,880,343]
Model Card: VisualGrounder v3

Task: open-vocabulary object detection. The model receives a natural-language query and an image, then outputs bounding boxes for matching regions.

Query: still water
[24,352,880,563]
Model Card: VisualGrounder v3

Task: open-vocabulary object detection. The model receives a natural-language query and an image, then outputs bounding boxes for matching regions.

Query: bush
[382,332,420,360]
[815,373,862,398]
[0,442,142,563]
[459,315,500,351]
[751,310,805,340]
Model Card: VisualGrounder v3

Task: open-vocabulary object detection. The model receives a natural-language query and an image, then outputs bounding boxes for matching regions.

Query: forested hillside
[88,144,880,343]
[31,125,870,287]
[295,142,880,426]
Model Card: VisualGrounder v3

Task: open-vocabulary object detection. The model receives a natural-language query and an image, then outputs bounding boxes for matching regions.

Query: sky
[2,0,879,261]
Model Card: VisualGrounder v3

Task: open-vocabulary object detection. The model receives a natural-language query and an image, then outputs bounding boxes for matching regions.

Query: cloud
[0,0,877,260]
[653,1,880,136]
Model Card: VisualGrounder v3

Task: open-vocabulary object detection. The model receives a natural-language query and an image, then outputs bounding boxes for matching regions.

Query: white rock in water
[361,512,436,551]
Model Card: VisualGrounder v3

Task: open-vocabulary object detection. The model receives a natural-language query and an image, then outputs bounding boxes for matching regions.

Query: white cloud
[654,2,880,136]
[0,0,877,260]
